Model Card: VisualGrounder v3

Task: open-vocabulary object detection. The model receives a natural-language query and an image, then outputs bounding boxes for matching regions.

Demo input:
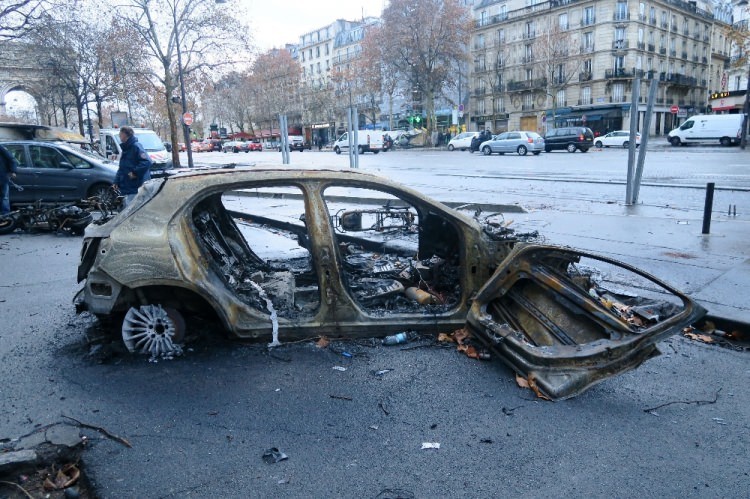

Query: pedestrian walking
[113,126,152,208]
[0,144,19,214]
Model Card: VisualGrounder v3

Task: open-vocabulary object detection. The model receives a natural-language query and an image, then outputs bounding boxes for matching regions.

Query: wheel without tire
[0,215,17,235]
[595,140,603,148]
[448,144,455,151]
[517,145,527,156]
[87,183,115,206]
[566,143,577,153]
[122,304,185,358]
[669,136,681,146]
[482,145,492,155]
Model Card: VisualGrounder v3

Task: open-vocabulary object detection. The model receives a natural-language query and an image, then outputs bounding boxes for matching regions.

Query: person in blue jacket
[113,126,152,207]
[0,144,19,214]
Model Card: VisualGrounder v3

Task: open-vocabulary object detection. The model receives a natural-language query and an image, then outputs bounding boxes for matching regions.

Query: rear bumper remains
[466,245,706,400]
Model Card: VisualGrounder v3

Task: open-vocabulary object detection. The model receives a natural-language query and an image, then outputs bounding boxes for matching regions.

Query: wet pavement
[1,147,749,497]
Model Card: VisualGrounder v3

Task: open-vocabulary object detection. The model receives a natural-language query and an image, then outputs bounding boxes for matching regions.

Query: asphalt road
[1,145,749,497]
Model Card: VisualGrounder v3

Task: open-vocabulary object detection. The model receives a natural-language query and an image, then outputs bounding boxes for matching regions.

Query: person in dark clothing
[0,144,19,214]
[470,129,492,153]
[113,126,152,207]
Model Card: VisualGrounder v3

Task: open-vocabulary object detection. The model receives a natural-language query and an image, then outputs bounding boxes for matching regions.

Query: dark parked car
[543,126,594,153]
[3,141,117,204]
[76,169,704,400]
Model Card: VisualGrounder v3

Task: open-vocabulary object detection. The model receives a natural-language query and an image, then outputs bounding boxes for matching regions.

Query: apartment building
[469,0,717,136]
[708,4,748,114]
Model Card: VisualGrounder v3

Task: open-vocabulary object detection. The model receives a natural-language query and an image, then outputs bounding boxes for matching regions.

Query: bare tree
[379,0,472,142]
[249,49,301,134]
[533,20,581,127]
[117,0,250,166]
[0,0,45,39]
[361,26,400,130]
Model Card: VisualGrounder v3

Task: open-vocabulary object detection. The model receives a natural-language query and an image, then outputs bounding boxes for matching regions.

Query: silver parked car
[480,131,544,156]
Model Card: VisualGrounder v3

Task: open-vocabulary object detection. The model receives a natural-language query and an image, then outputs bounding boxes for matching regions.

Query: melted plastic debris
[247,280,281,347]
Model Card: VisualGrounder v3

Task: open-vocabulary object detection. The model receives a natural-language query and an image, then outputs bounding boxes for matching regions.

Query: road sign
[182,112,194,126]
[670,105,679,114]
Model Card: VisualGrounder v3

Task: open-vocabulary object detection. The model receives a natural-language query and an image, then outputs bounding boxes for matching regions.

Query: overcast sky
[245,0,387,50]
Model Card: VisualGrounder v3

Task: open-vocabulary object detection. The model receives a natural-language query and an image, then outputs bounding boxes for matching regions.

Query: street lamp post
[172,3,194,168]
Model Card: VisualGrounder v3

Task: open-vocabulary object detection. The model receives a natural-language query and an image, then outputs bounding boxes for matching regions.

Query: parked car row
[447,127,633,155]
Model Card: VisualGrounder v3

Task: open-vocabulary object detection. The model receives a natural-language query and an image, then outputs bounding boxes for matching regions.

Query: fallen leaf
[515,374,550,400]
[43,464,80,490]
[527,375,551,401]
[684,332,714,344]
[437,333,454,343]
[452,328,471,344]
[515,374,530,389]
[316,336,330,348]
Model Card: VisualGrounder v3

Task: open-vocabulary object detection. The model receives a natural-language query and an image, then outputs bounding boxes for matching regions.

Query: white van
[332,130,384,154]
[98,128,173,175]
[667,114,743,147]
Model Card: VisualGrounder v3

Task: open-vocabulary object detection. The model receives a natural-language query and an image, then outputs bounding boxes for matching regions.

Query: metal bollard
[702,182,715,235]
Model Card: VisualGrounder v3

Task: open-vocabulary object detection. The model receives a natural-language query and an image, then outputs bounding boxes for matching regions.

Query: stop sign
[670,105,679,114]
[182,112,194,126]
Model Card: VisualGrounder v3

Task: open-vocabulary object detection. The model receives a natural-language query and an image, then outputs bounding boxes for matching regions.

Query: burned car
[76,169,705,399]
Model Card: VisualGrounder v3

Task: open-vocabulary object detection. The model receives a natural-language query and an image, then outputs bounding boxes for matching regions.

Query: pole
[173,4,194,168]
[279,114,289,164]
[631,78,659,204]
[625,78,641,205]
[702,182,715,235]
[741,65,750,150]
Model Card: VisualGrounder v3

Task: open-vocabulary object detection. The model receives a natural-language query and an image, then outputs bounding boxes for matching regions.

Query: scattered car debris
[421,442,440,450]
[382,331,416,346]
[262,448,288,464]
[332,366,347,371]
[372,369,393,377]
[75,169,705,400]
[642,388,721,414]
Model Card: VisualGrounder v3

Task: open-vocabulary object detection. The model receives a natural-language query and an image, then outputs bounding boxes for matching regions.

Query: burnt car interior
[322,186,463,314]
[191,184,465,319]
[193,187,319,319]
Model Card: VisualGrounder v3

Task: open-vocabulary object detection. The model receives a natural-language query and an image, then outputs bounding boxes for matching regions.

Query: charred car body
[76,169,705,399]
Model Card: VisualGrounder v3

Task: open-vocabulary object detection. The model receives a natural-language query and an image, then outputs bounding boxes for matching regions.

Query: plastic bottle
[382,331,417,346]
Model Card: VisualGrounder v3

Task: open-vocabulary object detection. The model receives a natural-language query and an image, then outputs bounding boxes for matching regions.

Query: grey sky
[245,0,387,50]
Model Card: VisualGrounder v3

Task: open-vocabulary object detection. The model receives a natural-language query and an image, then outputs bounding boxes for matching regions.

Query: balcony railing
[612,40,629,50]
[581,44,595,53]
[681,51,688,58]
[521,55,534,64]
[692,55,698,62]
[605,68,635,79]
[614,12,630,21]
[659,47,667,54]
[474,12,509,28]
[661,21,668,29]
[578,97,593,105]
[507,78,547,91]
[671,23,678,32]
[669,49,676,57]
[521,103,535,111]
[610,95,627,103]
[552,75,567,85]
[650,17,657,25]
[522,31,536,39]
[648,43,655,51]
[702,56,707,63]
[579,71,593,82]
[637,42,645,50]
[581,16,596,26]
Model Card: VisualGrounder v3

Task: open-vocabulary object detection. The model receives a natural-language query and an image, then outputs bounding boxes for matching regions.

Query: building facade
[469,0,718,136]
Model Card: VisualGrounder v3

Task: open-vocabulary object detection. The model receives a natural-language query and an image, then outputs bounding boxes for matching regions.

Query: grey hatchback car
[480,131,544,156]
[3,141,118,204]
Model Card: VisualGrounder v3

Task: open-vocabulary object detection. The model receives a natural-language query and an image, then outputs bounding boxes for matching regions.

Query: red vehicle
[247,140,263,151]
